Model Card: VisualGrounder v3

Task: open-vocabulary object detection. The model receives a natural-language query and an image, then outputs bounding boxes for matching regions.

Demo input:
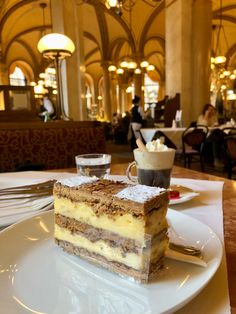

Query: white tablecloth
[170,178,230,314]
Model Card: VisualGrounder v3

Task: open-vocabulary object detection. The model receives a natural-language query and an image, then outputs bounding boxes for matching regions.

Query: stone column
[191,0,212,119]
[101,61,112,121]
[0,61,8,85]
[51,0,87,120]
[158,81,165,101]
[110,73,118,114]
[165,0,212,127]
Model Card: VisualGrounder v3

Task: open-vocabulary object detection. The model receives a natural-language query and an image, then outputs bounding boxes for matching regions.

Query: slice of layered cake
[54,177,169,282]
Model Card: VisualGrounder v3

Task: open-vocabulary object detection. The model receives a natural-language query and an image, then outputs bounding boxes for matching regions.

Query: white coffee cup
[126,148,175,189]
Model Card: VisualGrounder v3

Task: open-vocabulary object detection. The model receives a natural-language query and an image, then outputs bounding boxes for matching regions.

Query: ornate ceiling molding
[95,8,109,60]
[3,25,51,61]
[138,0,165,55]
[0,0,38,38]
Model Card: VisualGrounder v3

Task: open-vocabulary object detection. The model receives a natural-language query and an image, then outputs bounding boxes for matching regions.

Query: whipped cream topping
[146,138,168,152]
[115,185,165,203]
[58,176,98,187]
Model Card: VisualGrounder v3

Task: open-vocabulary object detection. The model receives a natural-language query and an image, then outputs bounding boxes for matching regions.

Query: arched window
[144,73,159,110]
[9,66,26,86]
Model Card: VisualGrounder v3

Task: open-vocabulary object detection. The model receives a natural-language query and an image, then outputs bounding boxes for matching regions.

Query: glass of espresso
[126,148,175,189]
[75,154,111,179]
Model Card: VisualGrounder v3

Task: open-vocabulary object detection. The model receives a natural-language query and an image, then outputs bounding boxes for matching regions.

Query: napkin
[0,171,77,227]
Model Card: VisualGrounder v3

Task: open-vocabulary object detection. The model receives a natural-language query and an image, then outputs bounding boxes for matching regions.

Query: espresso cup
[126,148,175,189]
[75,154,111,179]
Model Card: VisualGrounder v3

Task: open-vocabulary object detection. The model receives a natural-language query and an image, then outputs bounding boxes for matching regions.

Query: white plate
[0,209,222,314]
[106,175,199,205]
[169,185,199,205]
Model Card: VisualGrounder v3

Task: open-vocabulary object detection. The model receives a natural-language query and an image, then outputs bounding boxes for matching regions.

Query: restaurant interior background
[0,0,236,125]
[0,0,236,177]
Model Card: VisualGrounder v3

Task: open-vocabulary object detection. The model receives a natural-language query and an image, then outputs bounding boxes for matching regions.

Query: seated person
[197,103,218,127]
[197,104,224,167]
[39,94,55,121]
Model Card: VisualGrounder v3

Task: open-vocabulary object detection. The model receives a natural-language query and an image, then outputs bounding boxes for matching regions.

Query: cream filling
[55,225,146,270]
[54,197,167,243]
[55,225,167,270]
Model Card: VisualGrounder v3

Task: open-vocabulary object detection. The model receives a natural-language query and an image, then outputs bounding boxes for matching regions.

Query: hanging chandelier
[105,0,161,16]
[211,0,227,66]
[107,0,155,75]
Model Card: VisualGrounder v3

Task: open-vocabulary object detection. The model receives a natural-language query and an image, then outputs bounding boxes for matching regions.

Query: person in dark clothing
[130,95,146,149]
[131,95,145,135]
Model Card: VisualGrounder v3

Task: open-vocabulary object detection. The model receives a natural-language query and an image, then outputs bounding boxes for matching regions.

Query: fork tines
[0,180,56,196]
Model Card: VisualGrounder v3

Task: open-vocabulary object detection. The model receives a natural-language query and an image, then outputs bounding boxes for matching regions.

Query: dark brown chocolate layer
[54,179,169,217]
[55,238,164,283]
[55,213,168,255]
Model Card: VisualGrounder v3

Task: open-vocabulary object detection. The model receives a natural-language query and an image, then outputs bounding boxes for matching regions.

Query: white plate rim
[0,209,222,314]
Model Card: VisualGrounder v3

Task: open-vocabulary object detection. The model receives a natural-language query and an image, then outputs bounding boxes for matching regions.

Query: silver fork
[169,242,202,257]
[0,180,56,200]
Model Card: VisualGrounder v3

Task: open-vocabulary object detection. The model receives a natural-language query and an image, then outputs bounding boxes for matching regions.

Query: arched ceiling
[0,0,236,83]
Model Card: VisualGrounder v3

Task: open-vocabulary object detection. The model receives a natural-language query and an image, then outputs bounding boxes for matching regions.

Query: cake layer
[55,213,141,254]
[55,213,168,256]
[55,224,168,270]
[55,239,165,282]
[54,197,168,243]
[54,179,169,216]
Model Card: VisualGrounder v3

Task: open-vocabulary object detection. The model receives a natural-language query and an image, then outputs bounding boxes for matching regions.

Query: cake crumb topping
[115,185,165,203]
[58,176,98,187]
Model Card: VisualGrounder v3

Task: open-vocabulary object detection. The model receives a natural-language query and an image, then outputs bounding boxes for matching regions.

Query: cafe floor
[107,141,234,180]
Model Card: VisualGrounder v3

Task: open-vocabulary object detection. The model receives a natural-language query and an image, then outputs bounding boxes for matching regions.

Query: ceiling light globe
[223,70,230,76]
[214,56,226,65]
[126,86,133,93]
[108,65,117,72]
[37,33,75,58]
[227,93,236,100]
[128,61,137,69]
[116,68,124,74]
[105,0,118,8]
[147,64,155,71]
[134,68,141,74]
[39,72,46,79]
[140,61,149,68]
[120,61,128,68]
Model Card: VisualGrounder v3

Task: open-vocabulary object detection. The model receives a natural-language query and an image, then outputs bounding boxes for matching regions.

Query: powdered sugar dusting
[58,176,98,187]
[115,185,165,203]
